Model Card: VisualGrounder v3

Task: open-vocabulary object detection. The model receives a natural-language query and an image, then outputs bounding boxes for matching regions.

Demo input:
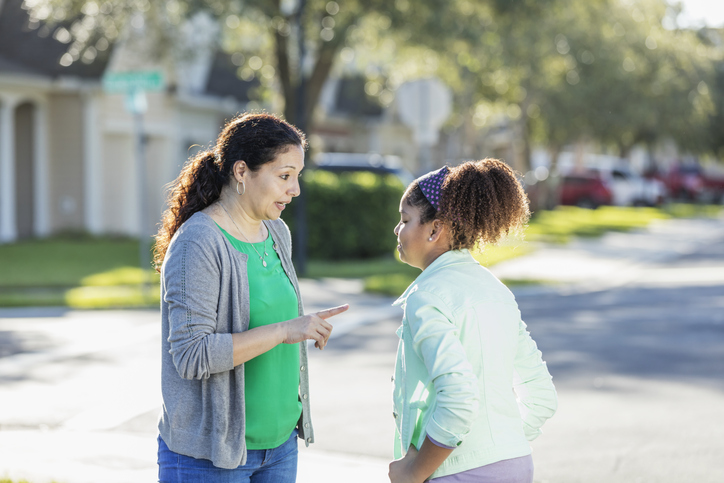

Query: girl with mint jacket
[389,160,557,483]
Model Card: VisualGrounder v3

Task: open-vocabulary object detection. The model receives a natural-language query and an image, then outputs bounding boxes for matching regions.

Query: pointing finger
[316,304,349,320]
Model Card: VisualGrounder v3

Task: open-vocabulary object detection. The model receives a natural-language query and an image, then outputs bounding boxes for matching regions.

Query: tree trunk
[542,145,561,210]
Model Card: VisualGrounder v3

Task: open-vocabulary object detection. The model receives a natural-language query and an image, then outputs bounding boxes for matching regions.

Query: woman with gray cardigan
[153,112,348,482]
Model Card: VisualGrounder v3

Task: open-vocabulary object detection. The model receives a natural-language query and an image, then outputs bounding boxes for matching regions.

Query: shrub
[282,170,405,259]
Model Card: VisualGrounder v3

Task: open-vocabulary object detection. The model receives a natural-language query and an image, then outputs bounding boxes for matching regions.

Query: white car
[596,167,665,206]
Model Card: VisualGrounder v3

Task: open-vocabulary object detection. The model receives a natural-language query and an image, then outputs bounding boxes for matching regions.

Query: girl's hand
[389,445,423,483]
[282,304,349,350]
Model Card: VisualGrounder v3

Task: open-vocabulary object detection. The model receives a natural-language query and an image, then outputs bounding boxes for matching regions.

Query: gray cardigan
[157,211,313,469]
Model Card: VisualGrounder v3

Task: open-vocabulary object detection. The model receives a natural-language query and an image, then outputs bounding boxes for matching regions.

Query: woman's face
[394,197,433,270]
[242,144,305,221]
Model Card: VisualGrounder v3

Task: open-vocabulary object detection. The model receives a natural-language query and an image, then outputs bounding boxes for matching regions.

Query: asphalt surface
[1,215,723,482]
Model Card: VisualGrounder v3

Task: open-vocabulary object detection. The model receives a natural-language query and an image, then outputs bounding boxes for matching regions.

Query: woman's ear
[232,160,247,182]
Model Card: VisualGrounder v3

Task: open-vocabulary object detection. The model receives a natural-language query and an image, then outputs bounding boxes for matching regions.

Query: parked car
[596,167,666,206]
[702,175,724,204]
[662,163,724,203]
[559,172,613,208]
[312,152,414,185]
[664,163,706,201]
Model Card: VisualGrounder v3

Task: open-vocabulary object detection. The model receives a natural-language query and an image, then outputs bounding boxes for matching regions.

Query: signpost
[102,71,165,94]
[102,70,165,296]
[396,78,452,174]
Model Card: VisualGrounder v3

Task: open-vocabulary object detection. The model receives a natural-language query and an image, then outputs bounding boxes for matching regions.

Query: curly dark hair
[153,112,307,271]
[403,158,530,250]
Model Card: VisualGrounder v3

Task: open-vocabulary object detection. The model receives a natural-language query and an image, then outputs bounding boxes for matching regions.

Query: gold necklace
[219,202,269,268]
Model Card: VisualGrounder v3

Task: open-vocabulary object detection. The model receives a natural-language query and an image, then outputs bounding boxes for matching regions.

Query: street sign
[102,70,165,94]
[396,78,452,145]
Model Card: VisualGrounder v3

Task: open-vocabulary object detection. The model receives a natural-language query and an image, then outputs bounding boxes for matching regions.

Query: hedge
[281,170,406,259]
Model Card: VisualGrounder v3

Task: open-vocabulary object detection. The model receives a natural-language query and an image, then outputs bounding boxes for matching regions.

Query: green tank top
[217,224,302,449]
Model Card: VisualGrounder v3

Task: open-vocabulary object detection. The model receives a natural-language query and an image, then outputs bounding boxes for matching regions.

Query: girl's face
[394,198,433,270]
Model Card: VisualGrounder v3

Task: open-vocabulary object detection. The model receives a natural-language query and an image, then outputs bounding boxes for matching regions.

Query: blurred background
[0,0,723,482]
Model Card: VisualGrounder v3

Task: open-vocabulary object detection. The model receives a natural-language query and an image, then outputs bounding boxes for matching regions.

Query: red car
[664,163,724,203]
[664,164,705,200]
[559,172,613,208]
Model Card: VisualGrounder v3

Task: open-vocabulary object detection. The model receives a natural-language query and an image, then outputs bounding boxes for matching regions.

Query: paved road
[1,216,723,482]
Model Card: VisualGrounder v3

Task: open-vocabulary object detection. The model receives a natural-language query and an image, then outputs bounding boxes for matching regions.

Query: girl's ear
[429,219,446,242]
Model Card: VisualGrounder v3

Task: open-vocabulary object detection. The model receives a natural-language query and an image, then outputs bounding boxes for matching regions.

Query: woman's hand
[389,445,423,483]
[282,304,349,350]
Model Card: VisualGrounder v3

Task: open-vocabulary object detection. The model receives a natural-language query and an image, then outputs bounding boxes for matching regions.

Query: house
[0,0,253,243]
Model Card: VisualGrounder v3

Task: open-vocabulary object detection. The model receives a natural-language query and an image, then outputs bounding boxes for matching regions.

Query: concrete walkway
[1,213,722,483]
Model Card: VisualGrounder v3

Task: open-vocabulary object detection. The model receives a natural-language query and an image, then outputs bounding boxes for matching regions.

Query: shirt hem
[431,443,532,479]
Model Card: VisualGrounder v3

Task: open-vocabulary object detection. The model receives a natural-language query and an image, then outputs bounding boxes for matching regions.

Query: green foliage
[282,170,405,259]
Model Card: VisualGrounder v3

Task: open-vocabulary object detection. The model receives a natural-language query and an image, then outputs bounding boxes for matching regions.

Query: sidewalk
[0,289,398,483]
[1,213,722,483]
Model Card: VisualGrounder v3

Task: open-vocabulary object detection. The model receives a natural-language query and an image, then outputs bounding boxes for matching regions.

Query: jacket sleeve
[405,290,480,448]
[512,318,557,441]
[163,238,235,380]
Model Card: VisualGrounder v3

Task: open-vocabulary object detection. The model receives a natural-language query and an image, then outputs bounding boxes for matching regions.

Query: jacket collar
[392,249,477,306]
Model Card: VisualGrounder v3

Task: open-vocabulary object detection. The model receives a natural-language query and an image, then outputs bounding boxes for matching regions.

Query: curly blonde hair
[403,158,530,250]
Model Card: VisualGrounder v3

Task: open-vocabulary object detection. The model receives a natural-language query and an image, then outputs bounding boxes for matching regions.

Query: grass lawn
[0,479,58,483]
[0,234,159,308]
[0,203,720,306]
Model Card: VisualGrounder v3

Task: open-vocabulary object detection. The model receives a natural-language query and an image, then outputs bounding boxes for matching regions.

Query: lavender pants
[429,455,534,483]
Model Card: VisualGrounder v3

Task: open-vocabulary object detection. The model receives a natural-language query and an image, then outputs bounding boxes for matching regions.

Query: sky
[674,0,724,29]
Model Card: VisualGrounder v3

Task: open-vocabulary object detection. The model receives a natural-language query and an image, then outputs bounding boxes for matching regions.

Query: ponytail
[439,158,529,250]
[153,150,228,270]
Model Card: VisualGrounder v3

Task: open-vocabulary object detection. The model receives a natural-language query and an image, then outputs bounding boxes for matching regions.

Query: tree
[25,0,493,134]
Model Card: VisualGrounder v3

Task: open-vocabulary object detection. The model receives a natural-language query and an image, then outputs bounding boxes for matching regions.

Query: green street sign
[102,70,165,93]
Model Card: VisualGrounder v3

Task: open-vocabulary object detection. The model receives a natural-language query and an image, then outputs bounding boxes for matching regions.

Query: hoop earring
[236,180,246,196]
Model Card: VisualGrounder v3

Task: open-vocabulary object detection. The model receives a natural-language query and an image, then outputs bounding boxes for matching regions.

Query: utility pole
[103,70,164,298]
[292,0,309,276]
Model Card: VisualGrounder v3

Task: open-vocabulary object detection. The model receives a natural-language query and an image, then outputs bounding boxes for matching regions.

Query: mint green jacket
[392,249,557,478]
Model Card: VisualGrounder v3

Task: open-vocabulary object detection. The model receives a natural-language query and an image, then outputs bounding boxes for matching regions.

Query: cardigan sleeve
[163,238,235,380]
[405,290,480,448]
[512,319,558,441]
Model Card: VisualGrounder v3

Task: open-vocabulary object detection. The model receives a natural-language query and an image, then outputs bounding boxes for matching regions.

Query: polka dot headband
[417,166,449,211]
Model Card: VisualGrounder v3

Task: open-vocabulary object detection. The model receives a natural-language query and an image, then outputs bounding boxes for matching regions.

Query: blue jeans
[157,429,298,483]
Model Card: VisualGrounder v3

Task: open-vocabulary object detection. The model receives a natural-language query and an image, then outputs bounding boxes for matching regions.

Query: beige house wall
[101,92,231,237]
[100,132,134,235]
[145,135,173,235]
[14,102,34,238]
[47,93,85,233]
